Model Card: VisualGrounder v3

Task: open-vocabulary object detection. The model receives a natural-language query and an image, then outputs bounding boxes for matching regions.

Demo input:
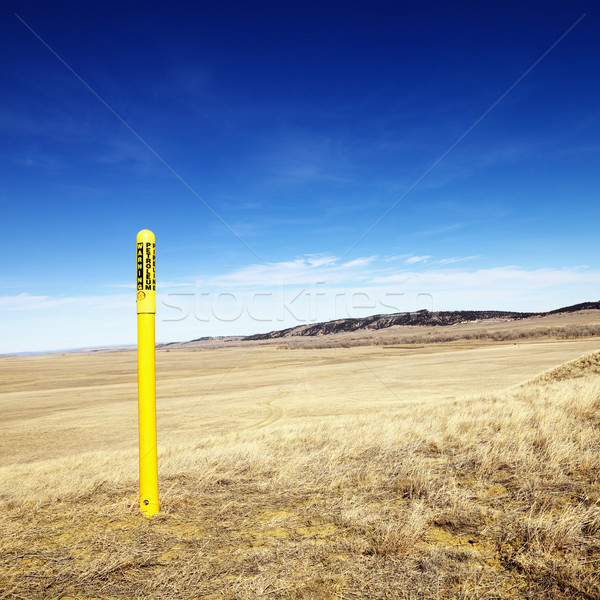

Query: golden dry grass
[1,334,599,599]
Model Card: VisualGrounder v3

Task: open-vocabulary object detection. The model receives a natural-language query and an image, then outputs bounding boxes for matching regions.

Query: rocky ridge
[243,301,600,341]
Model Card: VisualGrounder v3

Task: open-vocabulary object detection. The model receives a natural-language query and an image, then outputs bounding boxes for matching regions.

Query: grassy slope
[1,344,600,599]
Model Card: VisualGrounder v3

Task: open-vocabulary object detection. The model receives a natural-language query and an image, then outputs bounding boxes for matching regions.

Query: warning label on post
[136,232,156,313]
[137,242,155,291]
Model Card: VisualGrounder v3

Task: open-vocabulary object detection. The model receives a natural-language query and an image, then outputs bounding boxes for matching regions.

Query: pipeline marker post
[136,229,159,516]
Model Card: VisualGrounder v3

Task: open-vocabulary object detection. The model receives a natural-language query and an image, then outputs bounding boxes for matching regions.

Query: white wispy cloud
[382,254,411,262]
[405,255,431,264]
[203,255,373,287]
[196,256,600,298]
[343,256,377,268]
[370,266,600,289]
[436,255,480,265]
[407,224,463,238]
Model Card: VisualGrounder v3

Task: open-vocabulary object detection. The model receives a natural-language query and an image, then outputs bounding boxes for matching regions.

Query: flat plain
[1,312,600,599]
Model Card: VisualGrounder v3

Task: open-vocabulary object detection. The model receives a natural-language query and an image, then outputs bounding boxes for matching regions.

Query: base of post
[140,497,159,517]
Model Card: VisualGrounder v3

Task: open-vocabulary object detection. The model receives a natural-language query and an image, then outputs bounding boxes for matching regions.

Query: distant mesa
[243,301,600,341]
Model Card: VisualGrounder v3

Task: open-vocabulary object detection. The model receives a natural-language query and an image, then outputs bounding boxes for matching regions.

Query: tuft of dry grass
[1,346,600,598]
[530,350,600,384]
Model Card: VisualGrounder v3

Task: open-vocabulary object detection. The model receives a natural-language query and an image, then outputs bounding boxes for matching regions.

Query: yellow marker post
[136,229,159,516]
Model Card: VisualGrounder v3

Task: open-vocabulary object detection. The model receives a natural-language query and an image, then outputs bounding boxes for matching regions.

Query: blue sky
[1,1,599,353]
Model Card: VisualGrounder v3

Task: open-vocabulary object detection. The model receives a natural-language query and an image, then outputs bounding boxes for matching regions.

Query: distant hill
[243,301,600,341]
[546,301,600,314]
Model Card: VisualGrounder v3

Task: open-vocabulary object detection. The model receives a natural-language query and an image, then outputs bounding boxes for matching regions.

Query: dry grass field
[1,314,600,599]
